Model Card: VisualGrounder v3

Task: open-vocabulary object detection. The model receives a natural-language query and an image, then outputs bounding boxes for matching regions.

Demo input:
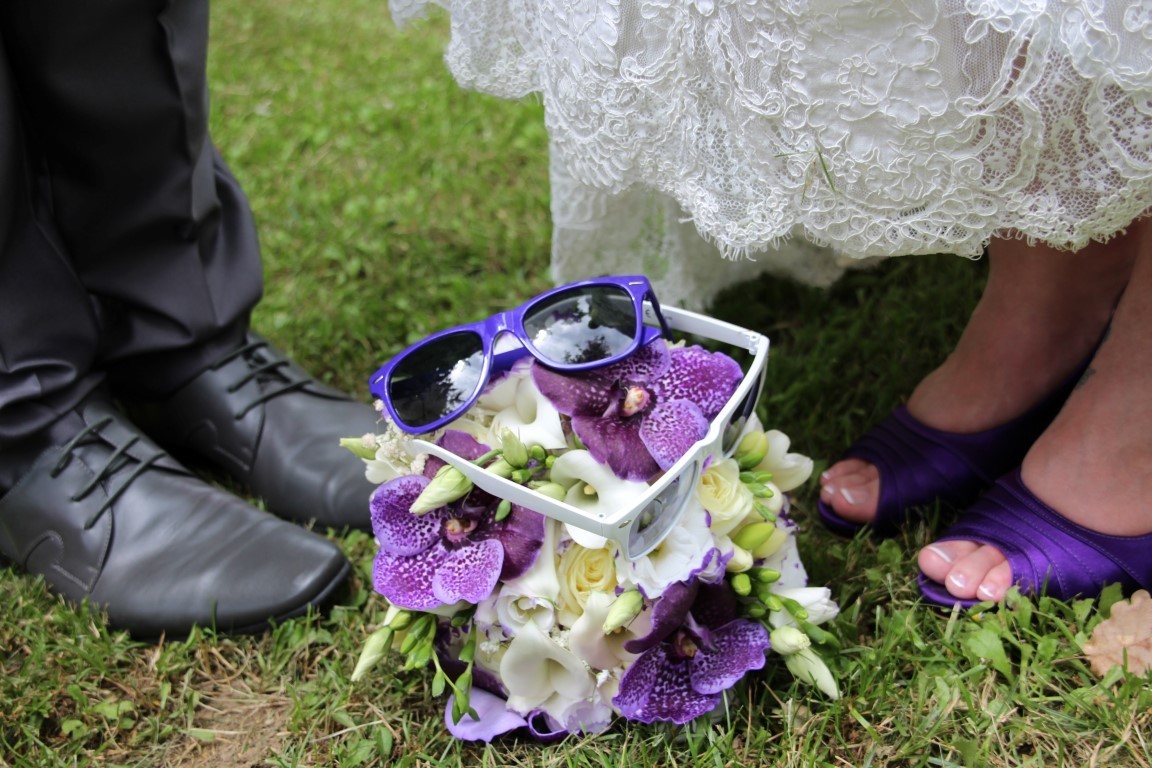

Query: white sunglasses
[413,304,769,560]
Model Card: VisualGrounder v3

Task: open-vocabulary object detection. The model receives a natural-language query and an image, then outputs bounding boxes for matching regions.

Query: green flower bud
[501,429,529,468]
[532,482,568,501]
[751,526,790,559]
[339,435,379,461]
[485,458,515,478]
[732,521,776,552]
[494,499,512,521]
[410,465,472,514]
[731,572,753,596]
[388,609,414,631]
[351,625,394,681]
[602,590,645,633]
[735,430,769,470]
[725,546,754,573]
[751,567,782,584]
[529,445,547,462]
[769,625,811,655]
[511,468,535,484]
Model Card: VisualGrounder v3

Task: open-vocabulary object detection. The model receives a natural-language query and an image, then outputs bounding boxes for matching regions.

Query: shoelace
[49,417,167,530]
[213,339,313,419]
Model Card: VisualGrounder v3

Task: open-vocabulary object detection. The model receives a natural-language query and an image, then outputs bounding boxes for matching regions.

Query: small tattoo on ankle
[1075,367,1097,390]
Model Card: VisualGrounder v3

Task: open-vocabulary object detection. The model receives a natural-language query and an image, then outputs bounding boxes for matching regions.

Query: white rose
[556,543,618,628]
[696,457,758,536]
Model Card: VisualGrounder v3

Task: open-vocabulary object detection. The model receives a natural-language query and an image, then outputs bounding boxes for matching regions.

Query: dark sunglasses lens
[721,368,765,454]
[625,462,700,558]
[522,285,639,365]
[388,331,486,429]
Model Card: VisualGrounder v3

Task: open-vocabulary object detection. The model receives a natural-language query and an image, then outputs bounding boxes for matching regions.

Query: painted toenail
[820,483,835,498]
[839,487,859,505]
[821,470,832,482]
[977,583,999,600]
[925,545,953,564]
[948,572,967,589]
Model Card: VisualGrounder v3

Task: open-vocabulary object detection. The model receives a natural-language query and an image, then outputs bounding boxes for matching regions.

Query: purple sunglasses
[369,275,672,434]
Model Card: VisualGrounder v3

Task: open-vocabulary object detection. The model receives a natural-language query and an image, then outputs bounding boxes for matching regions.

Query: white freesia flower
[768,586,840,628]
[616,501,717,595]
[501,620,597,716]
[549,450,650,549]
[753,429,814,493]
[568,591,644,671]
[492,518,562,635]
[696,457,758,536]
[771,627,839,700]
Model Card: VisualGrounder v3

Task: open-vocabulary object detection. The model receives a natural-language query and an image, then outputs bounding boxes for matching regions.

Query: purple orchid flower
[371,432,545,611]
[532,342,743,480]
[613,581,770,724]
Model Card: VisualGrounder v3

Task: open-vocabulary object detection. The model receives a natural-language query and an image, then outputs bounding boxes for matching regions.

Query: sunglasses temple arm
[643,291,673,340]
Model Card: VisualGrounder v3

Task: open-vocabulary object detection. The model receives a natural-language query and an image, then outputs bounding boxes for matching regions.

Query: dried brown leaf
[1082,590,1152,678]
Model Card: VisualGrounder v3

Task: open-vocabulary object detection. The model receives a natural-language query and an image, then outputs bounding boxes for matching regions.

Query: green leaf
[965,627,1014,681]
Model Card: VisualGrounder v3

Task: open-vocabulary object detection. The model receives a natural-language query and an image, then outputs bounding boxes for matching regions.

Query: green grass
[2,1,1150,765]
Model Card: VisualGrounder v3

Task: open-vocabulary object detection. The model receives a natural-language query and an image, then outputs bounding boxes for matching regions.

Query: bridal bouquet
[346,335,840,741]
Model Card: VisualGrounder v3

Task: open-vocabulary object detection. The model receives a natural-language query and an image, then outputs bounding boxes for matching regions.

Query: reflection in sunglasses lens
[626,462,701,558]
[524,285,638,365]
[389,331,486,428]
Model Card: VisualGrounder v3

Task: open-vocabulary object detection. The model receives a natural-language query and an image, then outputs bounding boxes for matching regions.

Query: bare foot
[821,233,1137,527]
[919,220,1152,601]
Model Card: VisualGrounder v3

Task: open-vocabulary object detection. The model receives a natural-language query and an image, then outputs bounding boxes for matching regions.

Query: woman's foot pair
[819,224,1152,606]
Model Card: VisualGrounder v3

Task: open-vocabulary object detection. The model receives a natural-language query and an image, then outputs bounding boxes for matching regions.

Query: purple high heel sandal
[818,364,1085,538]
[918,468,1152,608]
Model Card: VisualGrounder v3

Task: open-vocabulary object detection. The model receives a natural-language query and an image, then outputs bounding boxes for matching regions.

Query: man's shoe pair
[0,397,350,637]
[0,334,381,635]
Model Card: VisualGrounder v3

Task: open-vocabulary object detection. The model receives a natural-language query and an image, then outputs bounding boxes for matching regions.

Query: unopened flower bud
[532,482,568,501]
[732,521,776,552]
[735,430,769,470]
[485,458,515,478]
[339,435,379,460]
[494,499,512,521]
[529,445,547,462]
[725,546,754,573]
[752,526,790,559]
[351,624,395,681]
[387,609,414,631]
[769,625,811,655]
[603,590,644,633]
[501,429,529,468]
[731,572,753,596]
[410,465,472,514]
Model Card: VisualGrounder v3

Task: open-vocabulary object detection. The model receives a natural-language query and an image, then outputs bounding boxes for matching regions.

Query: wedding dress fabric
[392,0,1152,308]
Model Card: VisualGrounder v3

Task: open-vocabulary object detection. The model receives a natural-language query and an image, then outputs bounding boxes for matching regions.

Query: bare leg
[819,232,1136,524]
[919,217,1152,601]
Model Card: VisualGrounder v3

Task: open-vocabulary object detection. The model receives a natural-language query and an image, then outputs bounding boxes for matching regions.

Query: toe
[819,461,879,523]
[974,560,1014,602]
[918,540,979,584]
[935,543,1010,601]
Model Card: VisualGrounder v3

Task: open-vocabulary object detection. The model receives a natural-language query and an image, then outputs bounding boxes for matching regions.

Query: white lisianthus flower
[556,543,618,628]
[615,501,717,595]
[501,620,597,715]
[767,586,840,628]
[549,450,650,550]
[696,457,758,536]
[494,519,562,635]
[753,428,814,494]
[567,591,645,671]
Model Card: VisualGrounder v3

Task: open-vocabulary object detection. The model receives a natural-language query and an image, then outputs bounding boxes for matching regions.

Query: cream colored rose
[556,544,617,628]
[696,457,757,536]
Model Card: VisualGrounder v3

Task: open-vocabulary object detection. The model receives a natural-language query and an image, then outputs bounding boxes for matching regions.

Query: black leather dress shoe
[125,333,379,530]
[0,399,350,637]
